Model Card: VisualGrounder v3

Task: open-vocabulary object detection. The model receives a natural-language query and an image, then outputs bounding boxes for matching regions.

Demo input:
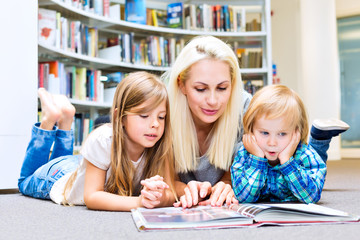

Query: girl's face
[123,99,166,154]
[179,59,232,128]
[253,115,295,161]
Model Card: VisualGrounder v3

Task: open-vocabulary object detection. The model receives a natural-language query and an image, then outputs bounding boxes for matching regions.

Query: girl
[18,72,176,211]
[231,85,327,203]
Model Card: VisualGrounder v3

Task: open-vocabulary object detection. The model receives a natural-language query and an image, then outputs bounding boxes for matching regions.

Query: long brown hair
[106,71,175,196]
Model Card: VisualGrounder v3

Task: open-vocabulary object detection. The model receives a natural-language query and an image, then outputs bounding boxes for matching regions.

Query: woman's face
[179,59,232,128]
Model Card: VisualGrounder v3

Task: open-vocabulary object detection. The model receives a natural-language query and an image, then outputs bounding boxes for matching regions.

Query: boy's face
[253,115,295,161]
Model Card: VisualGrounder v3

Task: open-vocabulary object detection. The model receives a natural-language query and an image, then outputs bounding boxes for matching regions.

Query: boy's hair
[243,85,309,144]
[163,36,243,172]
[105,71,175,196]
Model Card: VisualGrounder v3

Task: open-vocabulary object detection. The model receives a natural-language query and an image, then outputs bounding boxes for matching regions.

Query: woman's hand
[140,175,169,208]
[243,134,264,158]
[173,180,212,208]
[198,181,238,207]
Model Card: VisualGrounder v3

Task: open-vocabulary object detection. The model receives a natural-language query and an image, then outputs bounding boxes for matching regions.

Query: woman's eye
[158,116,165,120]
[195,88,205,92]
[218,87,227,91]
[140,115,148,118]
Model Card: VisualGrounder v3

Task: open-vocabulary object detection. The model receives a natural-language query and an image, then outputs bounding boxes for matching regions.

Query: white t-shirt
[50,123,145,205]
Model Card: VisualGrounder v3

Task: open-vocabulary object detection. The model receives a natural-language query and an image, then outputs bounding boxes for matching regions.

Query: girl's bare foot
[38,88,76,131]
[38,88,61,130]
[52,94,76,131]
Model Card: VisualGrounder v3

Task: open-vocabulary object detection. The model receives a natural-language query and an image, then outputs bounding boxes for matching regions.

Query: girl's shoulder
[81,123,112,151]
[90,123,112,139]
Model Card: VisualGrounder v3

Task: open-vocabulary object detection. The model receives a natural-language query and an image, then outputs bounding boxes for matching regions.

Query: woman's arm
[83,160,142,211]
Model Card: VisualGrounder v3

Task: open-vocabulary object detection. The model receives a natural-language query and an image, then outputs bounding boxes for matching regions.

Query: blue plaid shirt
[231,143,327,203]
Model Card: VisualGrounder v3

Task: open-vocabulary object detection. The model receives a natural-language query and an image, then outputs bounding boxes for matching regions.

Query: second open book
[131,203,360,231]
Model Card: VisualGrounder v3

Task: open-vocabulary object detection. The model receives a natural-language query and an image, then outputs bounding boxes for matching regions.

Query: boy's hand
[140,175,169,208]
[278,130,300,164]
[243,134,264,158]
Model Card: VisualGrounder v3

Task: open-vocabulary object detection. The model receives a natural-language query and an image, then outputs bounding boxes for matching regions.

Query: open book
[131,203,360,231]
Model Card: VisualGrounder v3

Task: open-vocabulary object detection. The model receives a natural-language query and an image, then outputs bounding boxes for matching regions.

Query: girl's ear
[177,76,186,95]
[113,108,118,122]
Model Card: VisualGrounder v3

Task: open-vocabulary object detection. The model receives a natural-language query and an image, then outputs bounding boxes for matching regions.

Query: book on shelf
[167,2,183,29]
[150,9,167,28]
[131,203,360,231]
[125,0,146,25]
[38,8,57,47]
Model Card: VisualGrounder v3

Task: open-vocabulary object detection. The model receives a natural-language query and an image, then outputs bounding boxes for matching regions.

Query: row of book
[37,110,92,147]
[39,8,98,57]
[128,2,260,32]
[38,61,103,102]
[236,48,263,69]
[61,0,110,18]
[99,34,185,67]
[74,112,92,147]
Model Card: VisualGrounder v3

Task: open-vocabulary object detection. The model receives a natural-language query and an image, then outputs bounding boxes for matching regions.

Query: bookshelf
[37,0,272,146]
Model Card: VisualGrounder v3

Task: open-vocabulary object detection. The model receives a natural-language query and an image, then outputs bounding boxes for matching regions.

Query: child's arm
[230,135,269,203]
[140,160,177,208]
[83,160,142,211]
[278,146,327,203]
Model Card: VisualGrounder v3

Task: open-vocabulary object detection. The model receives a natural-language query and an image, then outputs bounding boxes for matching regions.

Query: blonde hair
[243,85,309,144]
[107,71,175,196]
[163,36,243,172]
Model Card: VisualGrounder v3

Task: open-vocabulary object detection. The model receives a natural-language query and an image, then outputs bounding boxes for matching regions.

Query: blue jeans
[18,123,80,199]
[309,136,331,163]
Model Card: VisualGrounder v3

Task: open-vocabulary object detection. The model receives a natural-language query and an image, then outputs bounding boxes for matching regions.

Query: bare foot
[38,88,61,130]
[52,94,76,131]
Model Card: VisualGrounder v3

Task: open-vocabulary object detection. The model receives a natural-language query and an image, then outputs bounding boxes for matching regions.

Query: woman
[163,36,250,208]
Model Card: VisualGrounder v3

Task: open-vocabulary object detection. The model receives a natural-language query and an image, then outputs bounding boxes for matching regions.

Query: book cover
[167,2,183,28]
[38,8,57,47]
[131,203,360,231]
[125,0,146,25]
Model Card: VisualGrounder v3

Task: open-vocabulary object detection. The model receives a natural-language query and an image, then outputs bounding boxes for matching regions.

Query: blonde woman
[164,36,348,208]
[163,36,251,208]
[18,72,176,211]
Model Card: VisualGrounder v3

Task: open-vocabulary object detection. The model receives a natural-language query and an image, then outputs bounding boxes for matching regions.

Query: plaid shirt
[231,143,327,203]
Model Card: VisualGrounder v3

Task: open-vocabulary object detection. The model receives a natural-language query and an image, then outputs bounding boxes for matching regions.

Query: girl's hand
[173,181,212,208]
[140,175,169,208]
[278,130,301,164]
[243,134,264,158]
[198,181,239,207]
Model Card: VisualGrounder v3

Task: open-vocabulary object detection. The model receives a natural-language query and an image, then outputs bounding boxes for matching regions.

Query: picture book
[131,203,360,231]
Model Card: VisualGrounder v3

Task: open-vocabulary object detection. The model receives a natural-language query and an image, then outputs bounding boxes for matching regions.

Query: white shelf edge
[38,42,170,72]
[42,0,267,38]
[69,98,112,108]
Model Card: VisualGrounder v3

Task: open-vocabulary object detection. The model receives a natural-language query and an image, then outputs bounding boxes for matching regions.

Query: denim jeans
[308,136,331,163]
[18,123,80,199]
